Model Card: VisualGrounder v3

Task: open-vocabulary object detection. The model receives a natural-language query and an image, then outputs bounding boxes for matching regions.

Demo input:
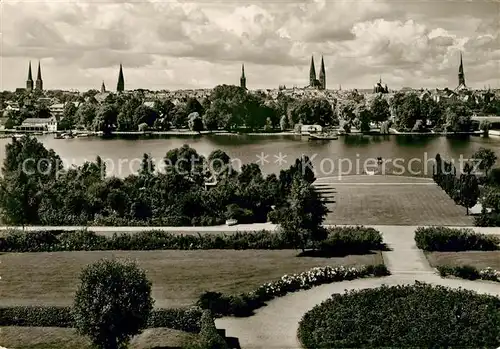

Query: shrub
[414,226,500,251]
[73,259,154,349]
[474,212,500,227]
[184,310,228,349]
[298,283,500,348]
[196,264,389,317]
[315,226,383,255]
[437,265,500,282]
[0,305,202,332]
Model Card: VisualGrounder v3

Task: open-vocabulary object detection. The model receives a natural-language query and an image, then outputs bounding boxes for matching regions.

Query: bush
[315,226,383,255]
[298,283,500,348]
[0,305,202,332]
[73,259,154,349]
[414,226,500,251]
[437,265,500,282]
[196,264,389,317]
[184,310,228,349]
[474,212,500,227]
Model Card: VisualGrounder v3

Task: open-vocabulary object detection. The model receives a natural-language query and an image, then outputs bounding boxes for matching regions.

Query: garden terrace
[298,283,500,348]
[0,250,383,308]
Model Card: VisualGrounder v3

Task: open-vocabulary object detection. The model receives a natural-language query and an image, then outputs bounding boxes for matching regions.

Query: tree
[370,95,390,125]
[278,178,328,252]
[472,147,497,176]
[73,259,154,349]
[75,103,97,129]
[133,105,158,127]
[93,104,118,134]
[188,112,203,131]
[355,103,372,132]
[280,115,288,131]
[392,92,421,130]
[458,164,480,215]
[480,120,491,137]
[186,97,204,116]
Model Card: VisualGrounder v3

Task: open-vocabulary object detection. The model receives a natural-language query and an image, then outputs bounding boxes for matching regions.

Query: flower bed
[197,264,389,317]
[414,226,500,251]
[437,265,500,282]
[298,283,500,348]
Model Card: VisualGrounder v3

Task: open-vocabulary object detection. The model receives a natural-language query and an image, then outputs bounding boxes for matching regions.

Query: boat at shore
[309,132,338,140]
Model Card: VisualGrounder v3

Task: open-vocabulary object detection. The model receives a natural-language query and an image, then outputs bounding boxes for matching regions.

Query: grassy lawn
[0,250,382,308]
[425,251,500,270]
[314,175,473,226]
[0,327,196,349]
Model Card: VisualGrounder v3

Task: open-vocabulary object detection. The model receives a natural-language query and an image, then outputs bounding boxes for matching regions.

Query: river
[1,134,500,178]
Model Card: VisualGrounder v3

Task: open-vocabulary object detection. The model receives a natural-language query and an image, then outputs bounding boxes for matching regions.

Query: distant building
[240,64,246,90]
[26,61,34,92]
[300,124,323,135]
[101,81,106,93]
[308,56,326,90]
[373,77,389,93]
[117,64,125,92]
[35,61,43,91]
[49,103,65,119]
[16,117,58,132]
[456,52,467,91]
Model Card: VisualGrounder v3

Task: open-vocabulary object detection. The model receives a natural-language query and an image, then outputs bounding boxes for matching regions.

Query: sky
[0,0,499,92]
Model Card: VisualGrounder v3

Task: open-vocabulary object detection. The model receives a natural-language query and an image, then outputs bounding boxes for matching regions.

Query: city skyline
[1,0,499,91]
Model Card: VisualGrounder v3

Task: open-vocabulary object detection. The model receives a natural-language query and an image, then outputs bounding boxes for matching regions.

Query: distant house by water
[16,117,58,132]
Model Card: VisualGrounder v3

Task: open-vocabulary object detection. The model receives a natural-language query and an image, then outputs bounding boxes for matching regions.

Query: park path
[215,226,500,349]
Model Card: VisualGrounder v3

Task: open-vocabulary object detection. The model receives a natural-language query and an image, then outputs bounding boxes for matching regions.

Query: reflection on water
[0,134,499,178]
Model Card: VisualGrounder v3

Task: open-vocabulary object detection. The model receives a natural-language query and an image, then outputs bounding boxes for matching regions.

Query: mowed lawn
[0,250,382,308]
[425,251,500,270]
[0,327,196,349]
[314,175,473,226]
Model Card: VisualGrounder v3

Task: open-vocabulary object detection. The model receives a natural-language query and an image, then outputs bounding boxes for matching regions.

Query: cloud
[1,0,499,91]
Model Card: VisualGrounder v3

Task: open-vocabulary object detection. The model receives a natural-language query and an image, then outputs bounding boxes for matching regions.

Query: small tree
[73,259,154,349]
[472,147,497,176]
[458,164,480,215]
[278,178,328,252]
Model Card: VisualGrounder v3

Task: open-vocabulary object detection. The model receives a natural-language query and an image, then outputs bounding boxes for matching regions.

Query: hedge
[0,226,384,253]
[197,264,389,317]
[437,265,500,282]
[298,283,500,348]
[0,306,203,333]
[184,310,228,349]
[414,226,500,251]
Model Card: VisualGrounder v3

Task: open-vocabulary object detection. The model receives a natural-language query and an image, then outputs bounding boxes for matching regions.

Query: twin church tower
[26,61,43,92]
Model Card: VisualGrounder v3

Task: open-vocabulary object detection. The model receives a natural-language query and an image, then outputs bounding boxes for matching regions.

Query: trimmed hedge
[197,264,389,317]
[0,226,384,253]
[414,226,500,251]
[298,283,500,348]
[437,265,500,282]
[184,310,228,349]
[0,306,203,333]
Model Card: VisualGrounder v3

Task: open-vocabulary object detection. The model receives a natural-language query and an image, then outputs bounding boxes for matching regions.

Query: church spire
[457,51,466,90]
[319,55,326,90]
[240,64,246,90]
[101,80,106,93]
[117,63,125,92]
[35,60,43,91]
[26,61,34,91]
[309,56,316,87]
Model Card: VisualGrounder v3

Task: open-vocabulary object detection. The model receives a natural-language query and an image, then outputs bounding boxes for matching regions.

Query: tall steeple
[309,56,316,87]
[240,64,246,90]
[101,81,106,93]
[318,55,326,90]
[26,61,34,92]
[35,60,43,91]
[117,63,125,92]
[456,51,466,90]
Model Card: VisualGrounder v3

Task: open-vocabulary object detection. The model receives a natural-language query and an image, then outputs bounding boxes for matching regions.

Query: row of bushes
[0,226,384,253]
[196,264,389,317]
[474,210,500,227]
[298,282,500,348]
[414,226,500,251]
[0,305,203,333]
[437,265,500,282]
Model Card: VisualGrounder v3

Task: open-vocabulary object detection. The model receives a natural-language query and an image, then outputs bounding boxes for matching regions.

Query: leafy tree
[392,92,421,130]
[75,103,97,128]
[133,105,158,127]
[278,178,328,252]
[420,96,442,126]
[458,163,480,215]
[355,104,372,132]
[208,149,232,179]
[370,95,390,125]
[280,115,288,131]
[188,112,203,131]
[479,120,491,137]
[73,259,154,349]
[93,104,118,134]
[186,97,204,116]
[472,147,497,176]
